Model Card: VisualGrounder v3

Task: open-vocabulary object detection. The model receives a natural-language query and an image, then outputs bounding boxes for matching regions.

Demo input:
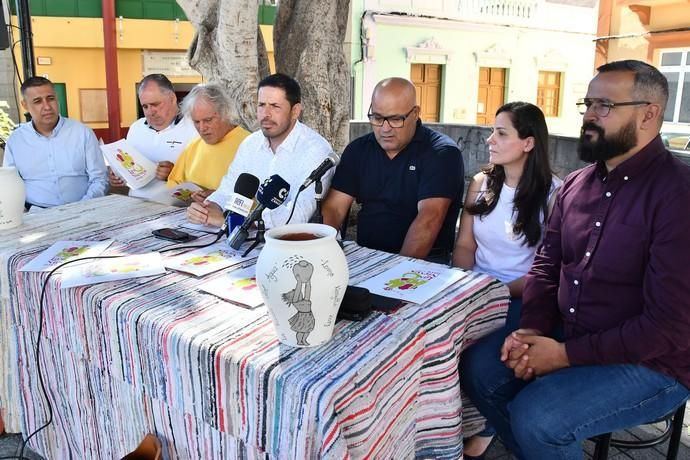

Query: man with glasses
[322,77,463,263]
[460,59,690,459]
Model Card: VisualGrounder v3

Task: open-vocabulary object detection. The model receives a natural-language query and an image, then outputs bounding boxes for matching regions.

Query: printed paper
[20,240,114,272]
[179,222,222,234]
[148,181,203,207]
[198,266,263,308]
[101,139,156,189]
[163,243,257,277]
[60,252,166,288]
[355,260,466,304]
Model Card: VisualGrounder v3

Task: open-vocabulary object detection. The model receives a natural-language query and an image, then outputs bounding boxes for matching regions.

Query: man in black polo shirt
[323,77,464,263]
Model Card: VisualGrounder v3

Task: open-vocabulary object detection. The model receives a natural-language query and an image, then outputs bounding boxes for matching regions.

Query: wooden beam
[629,5,651,25]
[102,0,121,143]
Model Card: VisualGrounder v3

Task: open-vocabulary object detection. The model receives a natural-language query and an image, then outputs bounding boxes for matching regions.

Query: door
[53,83,68,117]
[476,67,506,125]
[411,63,441,122]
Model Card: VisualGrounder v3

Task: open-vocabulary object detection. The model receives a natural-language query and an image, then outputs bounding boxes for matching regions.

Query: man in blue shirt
[3,76,108,208]
[322,77,463,263]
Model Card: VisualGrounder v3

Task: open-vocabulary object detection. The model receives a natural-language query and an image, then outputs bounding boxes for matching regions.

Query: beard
[577,119,638,163]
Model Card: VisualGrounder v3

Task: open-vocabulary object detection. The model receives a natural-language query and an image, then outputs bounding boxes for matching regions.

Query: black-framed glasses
[576,98,651,117]
[367,107,416,128]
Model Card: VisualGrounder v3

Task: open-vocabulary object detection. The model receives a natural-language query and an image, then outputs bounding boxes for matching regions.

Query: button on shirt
[3,116,108,207]
[521,136,690,387]
[208,121,333,228]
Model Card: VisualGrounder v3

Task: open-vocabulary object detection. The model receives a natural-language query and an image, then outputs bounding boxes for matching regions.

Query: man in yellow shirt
[167,84,250,202]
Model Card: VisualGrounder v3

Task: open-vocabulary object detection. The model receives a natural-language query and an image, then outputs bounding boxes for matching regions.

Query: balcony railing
[458,0,539,24]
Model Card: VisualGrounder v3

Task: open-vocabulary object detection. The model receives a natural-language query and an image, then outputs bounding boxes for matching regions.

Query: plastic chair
[592,401,687,459]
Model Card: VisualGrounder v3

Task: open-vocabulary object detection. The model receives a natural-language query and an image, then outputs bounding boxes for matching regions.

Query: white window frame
[659,48,690,125]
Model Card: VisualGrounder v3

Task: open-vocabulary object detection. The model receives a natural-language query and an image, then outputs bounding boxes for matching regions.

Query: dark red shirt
[521,136,690,387]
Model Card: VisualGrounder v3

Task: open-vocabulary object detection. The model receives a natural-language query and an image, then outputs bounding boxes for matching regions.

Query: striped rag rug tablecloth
[6,206,508,459]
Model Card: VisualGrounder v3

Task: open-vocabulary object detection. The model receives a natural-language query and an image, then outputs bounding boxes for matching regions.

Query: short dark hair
[138,73,175,97]
[258,73,301,106]
[20,76,54,97]
[597,60,669,114]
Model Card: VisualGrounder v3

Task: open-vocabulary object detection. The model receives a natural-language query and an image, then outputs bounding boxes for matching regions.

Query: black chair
[592,401,687,459]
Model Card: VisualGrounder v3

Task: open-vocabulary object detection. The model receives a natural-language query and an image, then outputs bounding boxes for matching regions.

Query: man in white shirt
[109,73,197,199]
[3,76,108,208]
[187,73,333,228]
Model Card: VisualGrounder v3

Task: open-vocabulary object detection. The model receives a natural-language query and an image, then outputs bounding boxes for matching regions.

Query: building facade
[597,0,690,135]
[350,0,599,136]
[8,0,276,136]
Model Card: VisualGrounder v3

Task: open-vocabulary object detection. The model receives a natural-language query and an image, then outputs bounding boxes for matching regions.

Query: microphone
[220,173,260,236]
[299,152,339,191]
[228,174,291,249]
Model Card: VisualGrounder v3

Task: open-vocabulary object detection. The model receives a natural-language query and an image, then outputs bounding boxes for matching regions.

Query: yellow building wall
[14,16,275,128]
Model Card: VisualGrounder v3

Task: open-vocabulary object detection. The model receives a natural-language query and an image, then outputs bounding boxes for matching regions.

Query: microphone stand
[309,179,324,224]
[242,218,265,257]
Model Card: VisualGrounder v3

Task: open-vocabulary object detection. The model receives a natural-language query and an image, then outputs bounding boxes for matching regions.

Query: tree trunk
[274,0,351,153]
[176,0,270,131]
[176,0,351,151]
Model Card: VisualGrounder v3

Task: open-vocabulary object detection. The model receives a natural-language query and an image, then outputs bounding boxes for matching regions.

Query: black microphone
[219,173,260,236]
[228,174,291,249]
[299,152,340,191]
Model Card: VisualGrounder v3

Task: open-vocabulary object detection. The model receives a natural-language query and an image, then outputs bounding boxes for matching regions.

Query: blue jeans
[460,326,690,459]
[471,297,523,439]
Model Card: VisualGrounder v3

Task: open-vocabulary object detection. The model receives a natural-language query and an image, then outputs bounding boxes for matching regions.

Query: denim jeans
[470,297,523,440]
[460,326,690,459]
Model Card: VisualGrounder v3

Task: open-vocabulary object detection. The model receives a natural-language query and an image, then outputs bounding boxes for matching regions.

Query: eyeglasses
[576,98,651,117]
[367,107,416,128]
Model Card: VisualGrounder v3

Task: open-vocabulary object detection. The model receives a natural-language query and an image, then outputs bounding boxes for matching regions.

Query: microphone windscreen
[234,173,260,197]
[257,175,291,210]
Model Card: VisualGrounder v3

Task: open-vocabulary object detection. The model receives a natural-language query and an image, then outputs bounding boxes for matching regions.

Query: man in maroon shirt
[460,60,690,459]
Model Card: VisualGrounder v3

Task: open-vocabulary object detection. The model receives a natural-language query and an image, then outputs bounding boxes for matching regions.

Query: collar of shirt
[595,135,665,184]
[29,115,65,138]
[374,119,424,160]
[145,113,183,132]
[260,119,304,155]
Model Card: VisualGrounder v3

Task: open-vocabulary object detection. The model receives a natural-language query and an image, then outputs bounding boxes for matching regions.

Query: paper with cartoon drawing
[163,242,258,276]
[355,260,466,304]
[148,181,203,207]
[198,266,263,308]
[20,240,114,272]
[101,139,156,189]
[60,252,165,288]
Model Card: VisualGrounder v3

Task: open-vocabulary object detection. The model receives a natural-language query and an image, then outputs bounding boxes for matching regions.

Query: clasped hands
[500,329,570,380]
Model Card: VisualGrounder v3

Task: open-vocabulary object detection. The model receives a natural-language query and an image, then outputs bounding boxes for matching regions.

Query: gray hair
[137,73,175,98]
[181,84,233,122]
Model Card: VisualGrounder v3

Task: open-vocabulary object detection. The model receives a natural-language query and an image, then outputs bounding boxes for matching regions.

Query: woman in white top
[452,102,561,459]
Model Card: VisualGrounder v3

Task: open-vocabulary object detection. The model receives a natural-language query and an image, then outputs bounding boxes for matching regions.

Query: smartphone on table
[152,228,198,243]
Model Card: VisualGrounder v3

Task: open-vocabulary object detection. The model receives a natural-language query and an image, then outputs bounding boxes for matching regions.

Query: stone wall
[349,122,589,182]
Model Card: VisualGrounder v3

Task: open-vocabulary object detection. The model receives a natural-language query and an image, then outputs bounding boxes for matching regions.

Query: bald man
[323,78,463,263]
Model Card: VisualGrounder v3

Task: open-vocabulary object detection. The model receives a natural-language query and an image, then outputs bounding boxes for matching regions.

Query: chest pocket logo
[409,165,416,171]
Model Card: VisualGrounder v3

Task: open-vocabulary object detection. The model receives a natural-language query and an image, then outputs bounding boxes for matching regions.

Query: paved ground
[485,403,690,459]
[1,403,688,459]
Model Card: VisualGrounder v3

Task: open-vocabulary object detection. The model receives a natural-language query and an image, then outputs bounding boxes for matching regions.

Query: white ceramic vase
[255,223,349,347]
[0,167,25,229]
